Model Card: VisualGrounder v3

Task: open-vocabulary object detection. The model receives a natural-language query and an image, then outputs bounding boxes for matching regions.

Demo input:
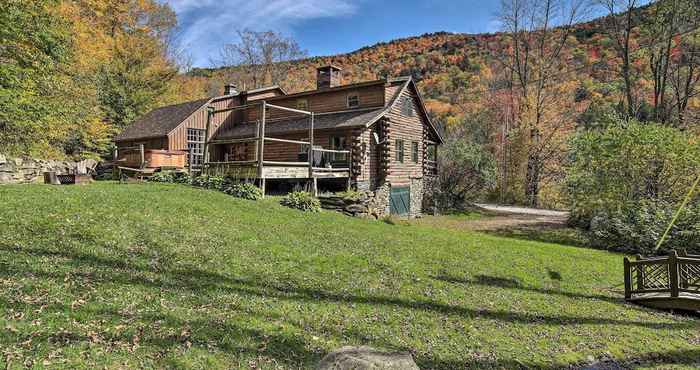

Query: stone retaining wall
[319,183,391,219]
[0,155,86,184]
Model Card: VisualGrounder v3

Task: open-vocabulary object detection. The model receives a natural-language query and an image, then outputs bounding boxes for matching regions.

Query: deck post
[258,102,266,197]
[203,106,214,175]
[188,149,193,176]
[139,144,145,168]
[309,112,317,196]
[669,250,679,298]
[623,257,632,300]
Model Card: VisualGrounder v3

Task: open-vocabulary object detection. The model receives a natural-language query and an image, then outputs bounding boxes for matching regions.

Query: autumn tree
[0,0,71,157]
[594,0,641,119]
[214,30,307,91]
[498,0,589,207]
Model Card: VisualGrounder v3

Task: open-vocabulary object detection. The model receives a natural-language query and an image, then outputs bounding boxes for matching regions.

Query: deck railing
[204,101,351,195]
[624,250,700,300]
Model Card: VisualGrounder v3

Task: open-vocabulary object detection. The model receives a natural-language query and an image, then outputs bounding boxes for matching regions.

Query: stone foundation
[409,177,424,218]
[422,175,439,215]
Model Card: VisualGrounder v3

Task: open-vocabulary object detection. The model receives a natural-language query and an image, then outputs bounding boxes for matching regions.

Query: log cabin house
[114,66,442,217]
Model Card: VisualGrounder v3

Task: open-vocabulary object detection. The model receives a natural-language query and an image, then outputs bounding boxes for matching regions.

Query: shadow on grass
[484,222,592,249]
[433,274,626,305]
[1,242,698,369]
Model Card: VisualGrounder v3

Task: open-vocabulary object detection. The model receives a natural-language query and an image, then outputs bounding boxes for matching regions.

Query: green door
[390,186,410,216]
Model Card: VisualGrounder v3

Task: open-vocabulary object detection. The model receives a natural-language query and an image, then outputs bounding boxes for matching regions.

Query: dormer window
[347,94,360,109]
[297,99,309,111]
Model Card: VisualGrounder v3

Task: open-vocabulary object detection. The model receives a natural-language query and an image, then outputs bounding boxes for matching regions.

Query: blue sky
[167,0,501,67]
[166,0,651,68]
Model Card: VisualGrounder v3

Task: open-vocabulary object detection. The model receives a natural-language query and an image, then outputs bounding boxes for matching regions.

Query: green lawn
[1,183,698,369]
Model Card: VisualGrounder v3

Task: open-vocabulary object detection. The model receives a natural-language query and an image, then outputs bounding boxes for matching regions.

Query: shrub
[434,135,497,210]
[149,171,175,183]
[280,191,321,212]
[191,175,226,190]
[566,121,700,254]
[224,183,263,201]
[587,201,700,255]
[173,173,192,185]
[336,190,363,201]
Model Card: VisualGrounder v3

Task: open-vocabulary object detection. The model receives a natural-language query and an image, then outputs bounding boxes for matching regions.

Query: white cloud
[164,0,357,67]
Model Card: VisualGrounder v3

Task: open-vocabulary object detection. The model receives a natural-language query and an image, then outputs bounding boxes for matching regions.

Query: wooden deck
[203,101,352,195]
[205,162,350,180]
[624,250,700,311]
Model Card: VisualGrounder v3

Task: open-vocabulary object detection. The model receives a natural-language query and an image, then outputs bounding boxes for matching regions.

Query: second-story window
[402,97,414,117]
[395,139,405,163]
[297,99,309,111]
[347,94,360,108]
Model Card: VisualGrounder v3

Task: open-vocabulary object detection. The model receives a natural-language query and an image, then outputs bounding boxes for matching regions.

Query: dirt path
[415,204,570,232]
[469,204,569,231]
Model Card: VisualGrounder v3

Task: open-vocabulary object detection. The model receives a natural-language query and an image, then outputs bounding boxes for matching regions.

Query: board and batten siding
[117,137,168,150]
[168,96,239,151]
[385,85,426,186]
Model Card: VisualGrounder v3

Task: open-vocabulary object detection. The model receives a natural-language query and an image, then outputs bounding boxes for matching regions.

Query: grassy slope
[0,183,698,369]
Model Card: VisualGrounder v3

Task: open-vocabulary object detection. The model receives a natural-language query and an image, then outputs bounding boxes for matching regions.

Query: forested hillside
[190,0,699,206]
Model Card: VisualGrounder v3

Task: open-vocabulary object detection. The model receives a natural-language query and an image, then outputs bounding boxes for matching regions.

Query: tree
[498,0,589,207]
[640,0,700,125]
[0,0,71,157]
[214,29,307,90]
[595,0,640,119]
[98,32,178,129]
[434,121,498,211]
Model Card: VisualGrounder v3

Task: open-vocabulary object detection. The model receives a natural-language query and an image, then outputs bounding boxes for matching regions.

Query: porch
[202,101,352,195]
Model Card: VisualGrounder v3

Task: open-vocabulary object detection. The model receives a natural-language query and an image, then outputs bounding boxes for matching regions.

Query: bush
[336,190,363,201]
[566,121,700,253]
[191,175,226,190]
[280,191,321,212]
[224,183,263,201]
[587,201,700,255]
[149,171,175,183]
[434,136,497,211]
[173,173,192,185]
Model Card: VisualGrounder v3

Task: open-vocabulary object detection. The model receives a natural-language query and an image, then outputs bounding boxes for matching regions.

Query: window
[297,99,309,111]
[411,141,419,163]
[402,97,414,117]
[330,136,347,162]
[395,139,405,163]
[187,128,206,167]
[347,94,360,108]
[426,144,437,162]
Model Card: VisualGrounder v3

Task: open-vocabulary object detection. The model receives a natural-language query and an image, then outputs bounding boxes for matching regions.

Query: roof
[114,98,211,142]
[214,108,386,140]
[114,85,286,142]
[264,79,388,102]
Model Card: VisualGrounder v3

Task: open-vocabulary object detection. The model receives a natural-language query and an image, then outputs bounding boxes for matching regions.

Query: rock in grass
[318,346,419,370]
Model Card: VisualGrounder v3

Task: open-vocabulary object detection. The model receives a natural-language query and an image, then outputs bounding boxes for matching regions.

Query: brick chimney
[316,65,342,90]
[224,84,238,96]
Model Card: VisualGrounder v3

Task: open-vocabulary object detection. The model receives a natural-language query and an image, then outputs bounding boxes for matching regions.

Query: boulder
[0,154,5,165]
[318,346,419,370]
